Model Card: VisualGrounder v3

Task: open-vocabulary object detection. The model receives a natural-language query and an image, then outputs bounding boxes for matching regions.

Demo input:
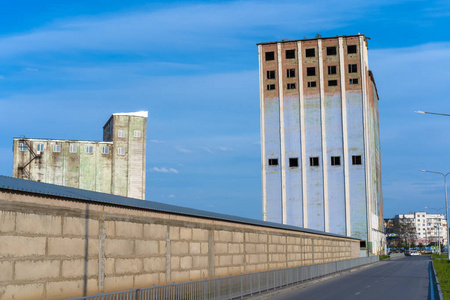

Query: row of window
[118,130,141,138]
[19,143,126,155]
[266,64,358,80]
[265,45,357,61]
[268,155,362,167]
[266,78,358,91]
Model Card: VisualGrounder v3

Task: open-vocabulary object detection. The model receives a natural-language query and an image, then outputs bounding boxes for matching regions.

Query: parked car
[407,251,421,256]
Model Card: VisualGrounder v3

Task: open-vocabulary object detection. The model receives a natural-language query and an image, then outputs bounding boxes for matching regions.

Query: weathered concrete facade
[258,35,383,255]
[0,176,360,299]
[12,111,147,200]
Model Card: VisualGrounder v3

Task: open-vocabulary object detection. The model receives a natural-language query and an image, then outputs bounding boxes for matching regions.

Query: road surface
[274,256,433,300]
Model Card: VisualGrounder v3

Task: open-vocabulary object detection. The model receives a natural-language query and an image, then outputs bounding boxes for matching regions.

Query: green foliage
[431,254,448,259]
[433,259,450,299]
[379,255,390,260]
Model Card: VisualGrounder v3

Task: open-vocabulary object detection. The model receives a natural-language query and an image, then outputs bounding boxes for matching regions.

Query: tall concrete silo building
[12,111,147,200]
[258,35,383,254]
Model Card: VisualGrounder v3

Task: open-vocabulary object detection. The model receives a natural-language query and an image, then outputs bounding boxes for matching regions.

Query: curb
[431,261,444,300]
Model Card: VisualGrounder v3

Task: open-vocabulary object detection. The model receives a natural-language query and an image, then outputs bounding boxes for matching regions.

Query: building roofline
[0,175,359,241]
[256,34,368,46]
[14,137,113,144]
[113,111,148,118]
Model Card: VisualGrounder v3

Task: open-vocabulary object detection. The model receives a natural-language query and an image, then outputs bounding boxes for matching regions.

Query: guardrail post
[240,274,243,299]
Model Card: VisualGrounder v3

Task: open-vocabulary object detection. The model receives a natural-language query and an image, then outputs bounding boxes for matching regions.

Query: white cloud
[199,146,214,153]
[168,194,176,198]
[151,167,179,174]
[149,139,165,143]
[217,146,232,151]
[175,146,193,154]
[25,68,39,72]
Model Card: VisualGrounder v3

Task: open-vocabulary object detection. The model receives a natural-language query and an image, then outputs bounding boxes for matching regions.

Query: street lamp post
[421,170,450,259]
[425,207,445,255]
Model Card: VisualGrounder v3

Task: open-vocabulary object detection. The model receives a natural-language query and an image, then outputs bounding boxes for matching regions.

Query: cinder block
[258,233,267,243]
[219,255,232,266]
[192,228,209,241]
[105,239,134,256]
[144,223,166,240]
[104,276,134,292]
[62,259,98,278]
[48,237,98,257]
[134,273,160,287]
[171,256,180,269]
[246,233,258,243]
[135,240,159,256]
[170,227,180,240]
[115,258,142,274]
[245,244,256,253]
[228,243,240,254]
[0,261,13,281]
[180,257,192,270]
[115,221,143,239]
[256,244,266,253]
[200,242,209,254]
[105,258,115,275]
[189,269,202,280]
[232,255,244,265]
[105,221,115,236]
[159,241,167,254]
[0,211,15,233]
[189,242,201,254]
[15,260,60,281]
[63,217,99,237]
[180,228,192,240]
[232,232,244,243]
[144,257,166,272]
[171,241,189,255]
[215,267,228,277]
[15,213,61,235]
[0,283,44,300]
[171,271,189,283]
[214,243,228,254]
[0,236,46,257]
[46,279,98,299]
[217,230,232,242]
[192,256,208,269]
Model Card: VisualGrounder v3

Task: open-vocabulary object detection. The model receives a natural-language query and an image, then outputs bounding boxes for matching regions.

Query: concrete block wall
[0,190,360,300]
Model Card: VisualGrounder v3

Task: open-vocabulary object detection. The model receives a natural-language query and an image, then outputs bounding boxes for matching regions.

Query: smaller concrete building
[397,212,448,246]
[12,111,147,200]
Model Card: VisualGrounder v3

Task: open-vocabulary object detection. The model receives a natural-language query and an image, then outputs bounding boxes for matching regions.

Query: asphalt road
[273,256,433,300]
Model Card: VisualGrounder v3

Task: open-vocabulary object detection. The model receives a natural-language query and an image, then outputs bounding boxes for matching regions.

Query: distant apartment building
[258,34,383,255]
[396,212,448,246]
[12,111,147,200]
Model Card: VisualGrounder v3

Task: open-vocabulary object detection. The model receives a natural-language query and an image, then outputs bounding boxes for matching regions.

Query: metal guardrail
[389,253,405,259]
[68,256,379,300]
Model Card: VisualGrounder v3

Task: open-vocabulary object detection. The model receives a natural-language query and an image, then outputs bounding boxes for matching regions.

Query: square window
[348,45,357,54]
[267,84,276,91]
[286,69,295,78]
[307,81,317,88]
[289,158,299,167]
[287,83,296,90]
[328,66,337,75]
[305,48,315,57]
[285,49,295,59]
[328,80,338,86]
[306,67,316,76]
[348,64,358,73]
[350,78,359,84]
[102,146,109,154]
[19,143,28,151]
[118,130,126,138]
[37,144,44,152]
[265,51,275,61]
[69,144,77,153]
[310,157,319,167]
[86,145,93,154]
[53,144,61,153]
[118,147,126,155]
[268,158,278,166]
[327,47,337,56]
[352,155,362,165]
[331,156,341,166]
[267,70,276,80]
[134,130,141,138]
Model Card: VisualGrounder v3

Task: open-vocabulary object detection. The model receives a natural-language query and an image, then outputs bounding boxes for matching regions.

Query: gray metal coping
[0,175,358,240]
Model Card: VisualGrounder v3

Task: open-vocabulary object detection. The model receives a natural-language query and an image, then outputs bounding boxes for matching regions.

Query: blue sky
[1,0,449,219]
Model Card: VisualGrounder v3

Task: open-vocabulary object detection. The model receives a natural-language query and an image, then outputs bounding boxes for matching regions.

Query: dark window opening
[348,64,358,73]
[306,67,316,76]
[307,81,317,88]
[350,78,359,84]
[348,45,357,54]
[328,65,337,75]
[267,70,276,79]
[360,240,367,248]
[328,80,338,86]
[286,49,295,59]
[268,158,278,166]
[352,155,362,165]
[305,48,315,57]
[310,157,319,167]
[327,46,337,56]
[265,51,275,61]
[287,83,296,90]
[286,68,295,78]
[289,158,299,167]
[267,84,276,91]
[331,156,341,166]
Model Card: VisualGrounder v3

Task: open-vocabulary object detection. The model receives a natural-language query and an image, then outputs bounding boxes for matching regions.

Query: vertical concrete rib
[339,37,351,236]
[259,45,267,221]
[318,39,329,232]
[297,41,308,228]
[360,36,372,245]
[277,43,287,224]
